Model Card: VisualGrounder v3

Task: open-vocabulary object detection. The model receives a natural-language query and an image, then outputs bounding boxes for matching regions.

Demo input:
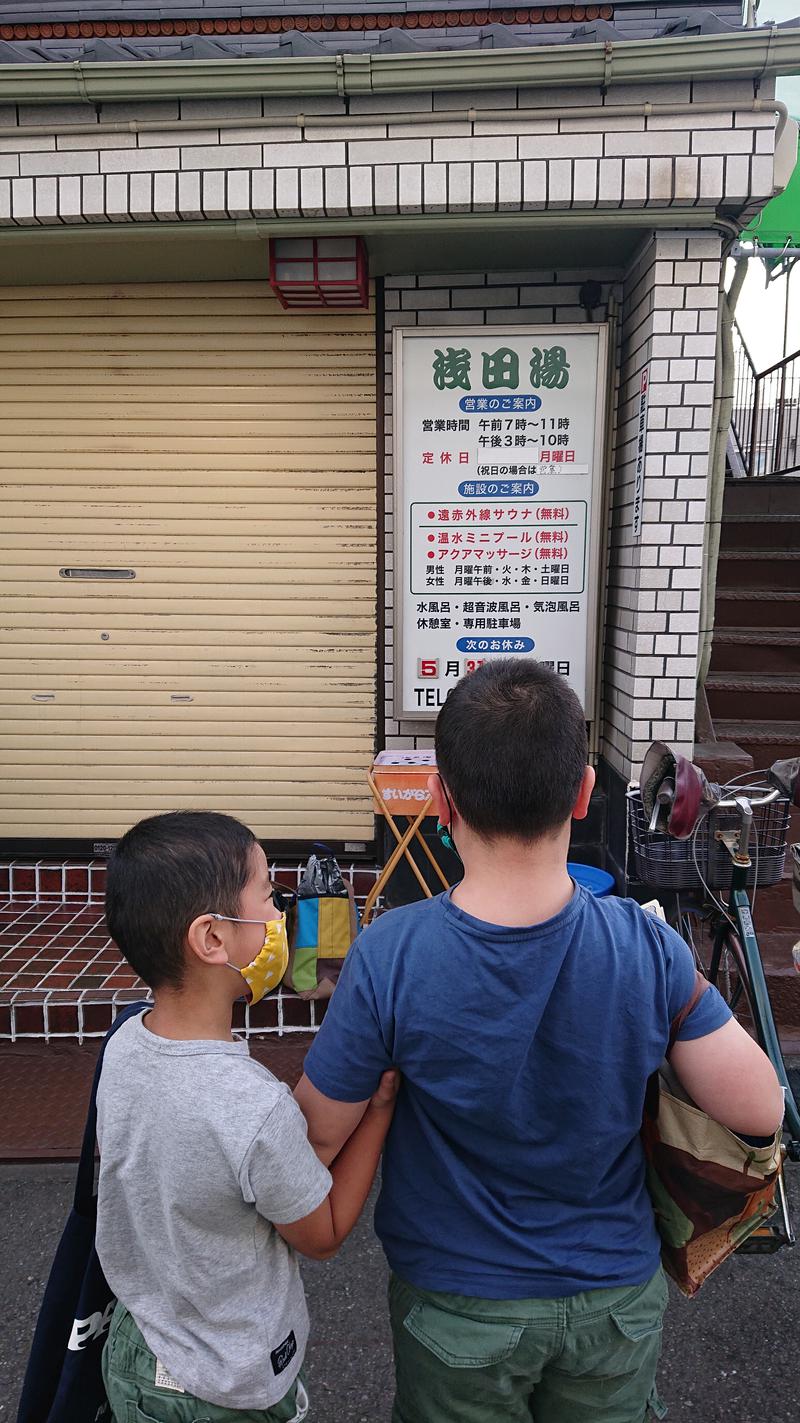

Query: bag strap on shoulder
[667,970,710,1057]
[73,1001,149,1216]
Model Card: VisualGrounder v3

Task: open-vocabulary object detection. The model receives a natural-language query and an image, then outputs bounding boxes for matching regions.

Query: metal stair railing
[732,318,800,477]
[731,317,758,474]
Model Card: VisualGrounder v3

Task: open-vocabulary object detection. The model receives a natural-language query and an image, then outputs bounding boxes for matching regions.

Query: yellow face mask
[211,911,290,1005]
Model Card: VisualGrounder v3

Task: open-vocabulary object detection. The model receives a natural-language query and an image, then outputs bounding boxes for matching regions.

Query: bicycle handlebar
[714,787,781,811]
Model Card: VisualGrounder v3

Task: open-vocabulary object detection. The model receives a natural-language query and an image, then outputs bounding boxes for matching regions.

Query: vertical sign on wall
[394,326,608,721]
[632,366,649,542]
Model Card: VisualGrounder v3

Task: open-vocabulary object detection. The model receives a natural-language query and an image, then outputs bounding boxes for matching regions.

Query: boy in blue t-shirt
[297,659,783,1423]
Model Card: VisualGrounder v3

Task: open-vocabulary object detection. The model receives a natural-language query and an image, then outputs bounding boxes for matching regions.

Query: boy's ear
[426,773,449,824]
[186,913,229,968]
[572,765,596,822]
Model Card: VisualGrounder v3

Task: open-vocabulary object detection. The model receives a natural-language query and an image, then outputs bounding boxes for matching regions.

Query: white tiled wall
[382,269,622,748]
[382,236,721,780]
[0,78,773,781]
[0,79,777,225]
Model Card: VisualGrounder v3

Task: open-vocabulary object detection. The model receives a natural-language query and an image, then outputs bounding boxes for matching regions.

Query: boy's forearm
[326,1103,392,1246]
[275,1075,397,1261]
[294,1072,370,1166]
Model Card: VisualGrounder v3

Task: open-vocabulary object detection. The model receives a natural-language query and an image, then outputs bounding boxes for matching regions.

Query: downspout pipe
[590,288,619,767]
[697,250,748,692]
[0,97,788,142]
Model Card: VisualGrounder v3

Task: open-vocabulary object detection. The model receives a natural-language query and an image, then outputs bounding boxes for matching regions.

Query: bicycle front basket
[627,788,790,891]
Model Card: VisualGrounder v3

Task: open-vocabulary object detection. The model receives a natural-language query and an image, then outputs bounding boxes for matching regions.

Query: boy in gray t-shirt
[97,810,396,1419]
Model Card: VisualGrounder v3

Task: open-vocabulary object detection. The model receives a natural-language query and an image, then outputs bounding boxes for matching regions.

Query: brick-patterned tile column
[603,231,722,784]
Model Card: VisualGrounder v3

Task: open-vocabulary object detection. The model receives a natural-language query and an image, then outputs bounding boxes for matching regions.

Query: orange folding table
[363,751,453,924]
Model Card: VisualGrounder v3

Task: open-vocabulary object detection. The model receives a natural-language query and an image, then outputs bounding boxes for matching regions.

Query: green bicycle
[628,761,799,1251]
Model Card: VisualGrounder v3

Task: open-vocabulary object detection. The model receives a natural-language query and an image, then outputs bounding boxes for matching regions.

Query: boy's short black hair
[435,658,588,841]
[105,811,257,989]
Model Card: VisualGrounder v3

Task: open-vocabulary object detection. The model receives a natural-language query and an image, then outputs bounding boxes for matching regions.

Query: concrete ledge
[693,738,754,781]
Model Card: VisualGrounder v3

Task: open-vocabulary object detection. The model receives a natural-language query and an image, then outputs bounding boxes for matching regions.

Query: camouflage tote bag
[642,972,782,1297]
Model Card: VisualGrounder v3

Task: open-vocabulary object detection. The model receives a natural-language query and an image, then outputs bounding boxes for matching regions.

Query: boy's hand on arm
[370,1069,400,1111]
[276,1070,400,1261]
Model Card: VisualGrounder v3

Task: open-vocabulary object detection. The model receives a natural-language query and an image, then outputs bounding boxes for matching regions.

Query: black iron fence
[732,319,800,477]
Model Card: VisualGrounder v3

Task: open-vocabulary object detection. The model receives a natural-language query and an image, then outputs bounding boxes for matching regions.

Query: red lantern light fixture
[268,236,369,309]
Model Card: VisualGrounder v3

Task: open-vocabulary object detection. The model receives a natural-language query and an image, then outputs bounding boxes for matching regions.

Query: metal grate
[0,860,383,1044]
[627,788,790,892]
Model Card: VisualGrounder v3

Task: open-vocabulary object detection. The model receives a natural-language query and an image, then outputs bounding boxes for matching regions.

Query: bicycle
[628,766,800,1253]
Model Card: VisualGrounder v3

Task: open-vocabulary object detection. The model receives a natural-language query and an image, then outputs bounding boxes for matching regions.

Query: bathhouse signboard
[394,326,608,721]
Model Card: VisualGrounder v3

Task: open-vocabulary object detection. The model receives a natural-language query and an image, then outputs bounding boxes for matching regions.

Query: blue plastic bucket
[567,862,615,897]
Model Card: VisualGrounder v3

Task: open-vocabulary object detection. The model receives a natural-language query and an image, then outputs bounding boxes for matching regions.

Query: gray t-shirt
[96,1011,331,1409]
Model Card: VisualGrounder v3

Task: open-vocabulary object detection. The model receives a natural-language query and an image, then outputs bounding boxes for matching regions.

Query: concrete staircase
[708,478,800,766]
[706,477,800,1049]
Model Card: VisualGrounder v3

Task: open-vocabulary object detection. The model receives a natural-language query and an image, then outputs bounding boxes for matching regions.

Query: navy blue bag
[17,1002,149,1423]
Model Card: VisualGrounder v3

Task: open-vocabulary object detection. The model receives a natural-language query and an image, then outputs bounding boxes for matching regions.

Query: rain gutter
[0,209,719,242]
[0,28,799,105]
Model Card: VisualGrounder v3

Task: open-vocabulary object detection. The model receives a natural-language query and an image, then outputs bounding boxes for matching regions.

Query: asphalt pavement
[2,1165,798,1422]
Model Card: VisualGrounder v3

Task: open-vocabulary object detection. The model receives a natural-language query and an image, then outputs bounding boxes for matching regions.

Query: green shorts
[389,1267,669,1423]
[102,1303,309,1423]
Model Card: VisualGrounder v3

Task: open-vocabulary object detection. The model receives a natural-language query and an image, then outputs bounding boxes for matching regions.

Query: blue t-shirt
[304,885,732,1298]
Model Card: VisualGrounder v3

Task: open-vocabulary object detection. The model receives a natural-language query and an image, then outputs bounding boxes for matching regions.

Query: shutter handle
[60,568,135,581]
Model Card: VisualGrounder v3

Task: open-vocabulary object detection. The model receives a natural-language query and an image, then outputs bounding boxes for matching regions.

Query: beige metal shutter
[0,281,376,841]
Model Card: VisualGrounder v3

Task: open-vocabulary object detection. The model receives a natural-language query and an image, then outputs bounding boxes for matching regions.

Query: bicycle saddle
[639,741,721,839]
